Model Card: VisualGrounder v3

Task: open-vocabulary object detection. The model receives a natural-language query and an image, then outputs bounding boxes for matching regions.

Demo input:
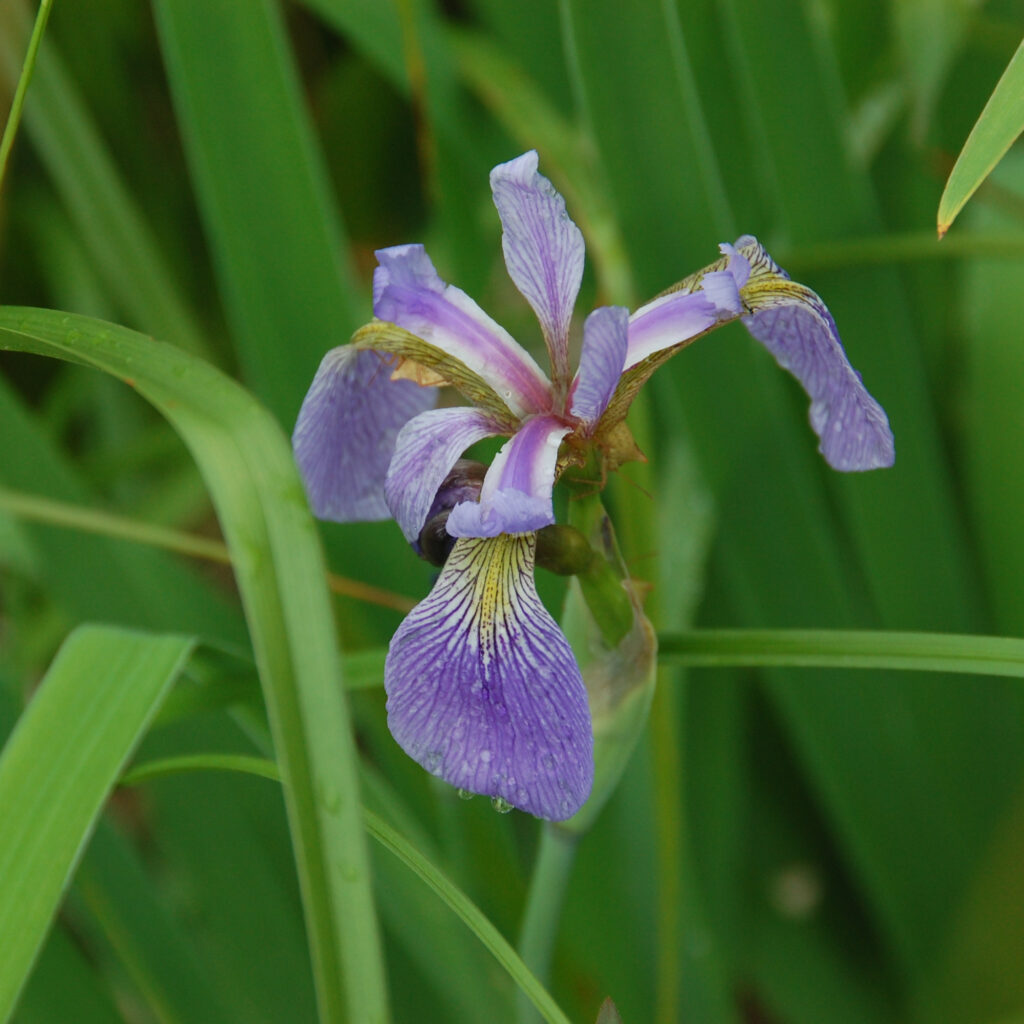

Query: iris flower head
[293,151,894,820]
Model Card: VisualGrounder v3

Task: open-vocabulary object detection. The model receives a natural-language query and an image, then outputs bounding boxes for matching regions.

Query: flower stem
[516,824,579,1024]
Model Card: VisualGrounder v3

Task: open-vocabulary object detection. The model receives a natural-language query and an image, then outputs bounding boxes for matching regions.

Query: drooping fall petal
[385,534,594,820]
[292,346,435,521]
[729,237,895,471]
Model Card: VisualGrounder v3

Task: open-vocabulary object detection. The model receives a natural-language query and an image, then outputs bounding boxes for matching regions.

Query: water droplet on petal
[457,788,474,801]
[491,795,514,814]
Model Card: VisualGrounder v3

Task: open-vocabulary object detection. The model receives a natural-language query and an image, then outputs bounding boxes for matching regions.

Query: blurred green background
[2,0,1023,1021]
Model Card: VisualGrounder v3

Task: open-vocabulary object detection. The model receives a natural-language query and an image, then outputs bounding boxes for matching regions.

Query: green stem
[0,484,415,612]
[516,824,580,1024]
[0,0,53,195]
[649,667,684,1020]
[658,628,1024,677]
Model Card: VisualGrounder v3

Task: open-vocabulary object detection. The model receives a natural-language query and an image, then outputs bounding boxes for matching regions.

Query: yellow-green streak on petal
[352,320,520,430]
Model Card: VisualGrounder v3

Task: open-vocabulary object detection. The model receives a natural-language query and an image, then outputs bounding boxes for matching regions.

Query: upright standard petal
[386,533,594,820]
[569,306,629,429]
[384,407,505,543]
[292,346,435,521]
[732,237,895,471]
[490,151,585,388]
[373,244,552,417]
[446,414,569,538]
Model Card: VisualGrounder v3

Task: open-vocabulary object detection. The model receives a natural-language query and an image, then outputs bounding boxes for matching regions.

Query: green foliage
[2,0,1024,1022]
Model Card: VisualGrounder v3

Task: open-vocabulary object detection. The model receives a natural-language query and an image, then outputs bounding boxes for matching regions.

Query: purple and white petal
[569,305,629,428]
[385,407,506,543]
[373,245,552,418]
[626,288,729,370]
[446,414,570,538]
[490,151,585,388]
[743,293,895,470]
[734,236,894,471]
[386,533,594,820]
[292,346,435,522]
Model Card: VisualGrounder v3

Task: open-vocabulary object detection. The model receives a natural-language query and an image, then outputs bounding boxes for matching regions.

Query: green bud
[535,523,595,576]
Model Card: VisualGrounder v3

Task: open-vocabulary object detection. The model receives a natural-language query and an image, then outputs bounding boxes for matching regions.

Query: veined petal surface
[734,237,895,471]
[570,305,629,428]
[447,414,569,538]
[491,151,585,387]
[385,407,505,543]
[626,287,727,369]
[386,534,594,820]
[373,244,551,417]
[292,347,435,521]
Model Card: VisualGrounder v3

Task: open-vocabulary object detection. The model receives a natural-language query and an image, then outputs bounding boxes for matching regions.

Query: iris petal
[733,237,895,471]
[385,407,505,543]
[373,244,551,417]
[292,346,435,521]
[447,414,569,538]
[490,151,585,388]
[570,306,629,429]
[626,288,728,369]
[385,534,594,820]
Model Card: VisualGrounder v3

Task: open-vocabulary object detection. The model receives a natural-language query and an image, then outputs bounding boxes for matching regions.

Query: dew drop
[457,788,474,801]
[479,749,492,763]
[491,795,514,814]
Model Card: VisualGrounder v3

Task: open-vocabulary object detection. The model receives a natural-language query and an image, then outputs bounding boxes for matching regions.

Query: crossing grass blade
[0,625,195,1021]
[0,307,390,1024]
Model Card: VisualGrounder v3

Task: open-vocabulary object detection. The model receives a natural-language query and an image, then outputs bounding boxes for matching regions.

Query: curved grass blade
[0,624,195,1021]
[938,38,1024,237]
[0,307,389,1024]
[659,629,1024,677]
[121,753,573,1024]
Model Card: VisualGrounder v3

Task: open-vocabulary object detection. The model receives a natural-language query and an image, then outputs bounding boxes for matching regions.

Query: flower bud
[416,459,486,566]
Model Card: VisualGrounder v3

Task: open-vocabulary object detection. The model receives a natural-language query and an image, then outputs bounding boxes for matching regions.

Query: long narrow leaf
[0,625,195,1020]
[0,307,389,1024]
[938,39,1024,237]
[659,629,1024,677]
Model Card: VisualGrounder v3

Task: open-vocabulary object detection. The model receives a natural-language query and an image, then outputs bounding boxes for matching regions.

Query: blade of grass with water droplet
[0,307,390,1024]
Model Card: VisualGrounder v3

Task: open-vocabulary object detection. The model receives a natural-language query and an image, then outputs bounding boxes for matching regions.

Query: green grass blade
[74,819,238,1024]
[365,809,572,1024]
[659,629,1024,677]
[0,375,245,640]
[0,0,52,194]
[0,307,389,1024]
[150,0,362,424]
[0,2,211,358]
[938,39,1024,237]
[0,624,195,1021]
[119,750,570,1024]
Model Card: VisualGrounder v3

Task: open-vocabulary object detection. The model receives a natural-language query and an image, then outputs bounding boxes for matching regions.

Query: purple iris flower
[293,151,893,820]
